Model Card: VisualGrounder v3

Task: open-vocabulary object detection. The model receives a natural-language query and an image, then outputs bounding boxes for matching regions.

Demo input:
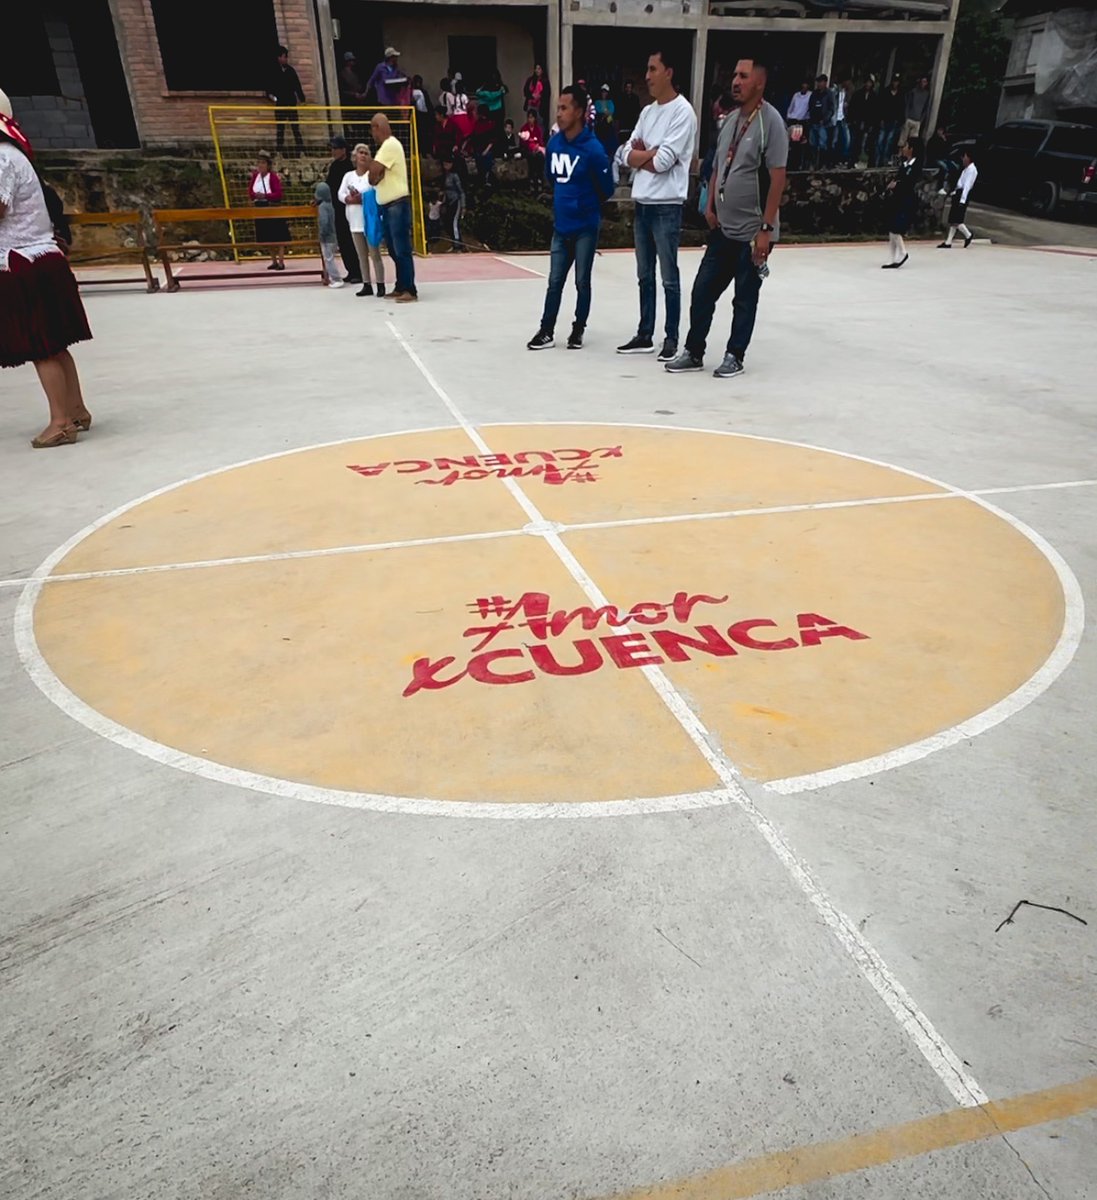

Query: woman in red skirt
[0,94,93,447]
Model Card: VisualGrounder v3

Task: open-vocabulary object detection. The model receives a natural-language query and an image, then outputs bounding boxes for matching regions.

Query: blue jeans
[684,230,764,363]
[380,196,416,297]
[540,227,598,333]
[634,202,683,342]
[833,120,850,164]
[876,122,901,165]
[809,122,830,164]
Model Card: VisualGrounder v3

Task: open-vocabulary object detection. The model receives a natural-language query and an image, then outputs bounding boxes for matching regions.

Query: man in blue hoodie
[527,86,615,350]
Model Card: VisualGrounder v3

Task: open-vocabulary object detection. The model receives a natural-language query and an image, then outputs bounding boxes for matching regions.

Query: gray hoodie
[314,181,335,241]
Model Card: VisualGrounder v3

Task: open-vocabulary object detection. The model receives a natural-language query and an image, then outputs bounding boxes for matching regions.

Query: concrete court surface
[1,241,1095,1200]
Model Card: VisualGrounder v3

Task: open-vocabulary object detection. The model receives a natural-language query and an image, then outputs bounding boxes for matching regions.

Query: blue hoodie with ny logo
[545,125,615,235]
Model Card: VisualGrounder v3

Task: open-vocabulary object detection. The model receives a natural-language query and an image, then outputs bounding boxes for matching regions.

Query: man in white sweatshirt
[613,48,698,361]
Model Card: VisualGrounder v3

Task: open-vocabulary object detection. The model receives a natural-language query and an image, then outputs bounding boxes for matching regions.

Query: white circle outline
[14,422,1085,819]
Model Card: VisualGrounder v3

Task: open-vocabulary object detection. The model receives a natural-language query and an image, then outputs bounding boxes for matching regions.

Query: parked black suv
[968,120,1097,218]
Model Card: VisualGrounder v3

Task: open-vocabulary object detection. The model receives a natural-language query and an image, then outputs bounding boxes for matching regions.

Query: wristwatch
[759,222,775,233]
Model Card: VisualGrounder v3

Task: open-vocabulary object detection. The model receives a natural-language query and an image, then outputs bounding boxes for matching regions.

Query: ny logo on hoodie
[549,151,579,183]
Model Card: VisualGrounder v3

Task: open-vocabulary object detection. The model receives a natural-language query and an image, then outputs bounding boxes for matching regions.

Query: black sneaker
[356,283,374,296]
[376,284,386,297]
[616,336,654,354]
[657,339,677,362]
[527,330,554,350]
[566,323,584,350]
[344,275,362,284]
[664,350,704,373]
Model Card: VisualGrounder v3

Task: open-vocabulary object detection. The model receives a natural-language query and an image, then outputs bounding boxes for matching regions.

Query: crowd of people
[783,72,934,171]
[0,43,982,449]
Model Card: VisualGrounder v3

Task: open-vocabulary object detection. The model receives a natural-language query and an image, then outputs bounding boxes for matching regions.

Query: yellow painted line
[605,1075,1097,1200]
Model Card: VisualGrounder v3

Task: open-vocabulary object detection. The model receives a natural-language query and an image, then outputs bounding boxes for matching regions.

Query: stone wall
[10,12,96,150]
[36,149,947,259]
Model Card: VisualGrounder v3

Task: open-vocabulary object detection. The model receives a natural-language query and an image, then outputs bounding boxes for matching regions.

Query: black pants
[334,207,358,279]
[275,107,304,150]
[684,230,764,363]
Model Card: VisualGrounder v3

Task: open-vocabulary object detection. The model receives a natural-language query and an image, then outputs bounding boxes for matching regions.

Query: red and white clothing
[248,169,283,202]
[0,137,91,368]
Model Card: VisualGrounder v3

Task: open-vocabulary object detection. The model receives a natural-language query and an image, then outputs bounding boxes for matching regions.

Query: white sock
[895,235,907,260]
[945,226,957,246]
[888,233,899,262]
[957,223,972,241]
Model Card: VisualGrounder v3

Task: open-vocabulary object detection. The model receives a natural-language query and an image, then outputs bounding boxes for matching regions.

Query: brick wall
[111,0,325,146]
[10,13,96,149]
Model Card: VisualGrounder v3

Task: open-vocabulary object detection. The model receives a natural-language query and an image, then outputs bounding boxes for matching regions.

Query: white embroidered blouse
[0,141,60,272]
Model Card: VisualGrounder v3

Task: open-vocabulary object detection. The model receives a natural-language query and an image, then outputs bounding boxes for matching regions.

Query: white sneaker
[937,188,948,196]
[327,280,346,288]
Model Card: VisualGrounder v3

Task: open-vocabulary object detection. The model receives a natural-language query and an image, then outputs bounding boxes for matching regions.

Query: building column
[927,28,955,134]
[817,30,836,80]
[561,17,574,91]
[547,1,561,104]
[313,0,339,108]
[691,27,709,155]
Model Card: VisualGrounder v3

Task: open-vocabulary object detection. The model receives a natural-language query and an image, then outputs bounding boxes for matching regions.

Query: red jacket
[248,170,283,202]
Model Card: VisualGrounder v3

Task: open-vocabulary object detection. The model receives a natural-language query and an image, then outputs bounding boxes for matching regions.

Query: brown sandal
[31,427,79,448]
[69,413,92,432]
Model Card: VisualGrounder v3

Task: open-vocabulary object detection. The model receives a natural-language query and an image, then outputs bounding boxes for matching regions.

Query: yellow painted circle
[27,425,1069,812]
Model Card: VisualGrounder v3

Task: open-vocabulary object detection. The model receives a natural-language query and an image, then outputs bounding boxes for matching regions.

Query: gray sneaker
[664,350,703,373]
[713,353,744,379]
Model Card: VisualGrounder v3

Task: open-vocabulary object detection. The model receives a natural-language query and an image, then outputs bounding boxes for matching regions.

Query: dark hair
[561,84,588,113]
[907,135,925,165]
[277,45,287,56]
[650,48,679,79]
[816,73,829,83]
[504,117,514,126]
[738,56,770,77]
[439,77,450,91]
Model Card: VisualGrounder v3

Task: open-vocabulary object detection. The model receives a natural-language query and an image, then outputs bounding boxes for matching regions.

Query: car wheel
[1029,180,1060,218]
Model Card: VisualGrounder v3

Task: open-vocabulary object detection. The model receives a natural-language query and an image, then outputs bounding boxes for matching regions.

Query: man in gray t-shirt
[666,56,789,380]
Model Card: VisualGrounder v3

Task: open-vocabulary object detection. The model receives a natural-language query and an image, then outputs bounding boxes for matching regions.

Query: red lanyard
[720,106,760,193]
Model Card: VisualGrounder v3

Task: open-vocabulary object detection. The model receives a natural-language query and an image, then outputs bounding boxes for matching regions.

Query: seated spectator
[926,126,959,194]
[518,109,546,191]
[501,118,523,160]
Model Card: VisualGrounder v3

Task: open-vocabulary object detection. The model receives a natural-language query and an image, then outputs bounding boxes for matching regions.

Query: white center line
[384,319,990,1110]
[3,478,1092,593]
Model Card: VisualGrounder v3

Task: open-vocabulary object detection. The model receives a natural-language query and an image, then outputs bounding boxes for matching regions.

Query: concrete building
[3,0,959,149]
[998,1,1097,125]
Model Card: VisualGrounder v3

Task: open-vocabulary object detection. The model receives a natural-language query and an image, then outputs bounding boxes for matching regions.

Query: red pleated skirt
[0,249,92,369]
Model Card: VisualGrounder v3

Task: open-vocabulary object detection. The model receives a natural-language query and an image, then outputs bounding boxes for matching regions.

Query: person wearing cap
[326,136,359,283]
[0,90,94,448]
[368,48,410,107]
[339,52,365,104]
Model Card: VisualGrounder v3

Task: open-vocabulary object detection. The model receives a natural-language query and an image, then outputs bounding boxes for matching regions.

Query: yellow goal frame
[208,104,427,260]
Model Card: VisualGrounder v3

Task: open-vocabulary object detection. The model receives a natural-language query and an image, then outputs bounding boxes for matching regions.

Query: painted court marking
[601,1074,1097,1200]
[12,330,1089,1111]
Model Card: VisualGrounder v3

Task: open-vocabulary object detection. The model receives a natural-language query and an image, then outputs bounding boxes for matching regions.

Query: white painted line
[384,330,992,1109]
[9,474,1089,593]
[494,255,547,278]
[0,527,527,590]
[971,478,1097,496]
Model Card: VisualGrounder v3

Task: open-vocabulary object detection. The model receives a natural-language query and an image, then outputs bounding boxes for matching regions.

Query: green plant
[941,0,1012,136]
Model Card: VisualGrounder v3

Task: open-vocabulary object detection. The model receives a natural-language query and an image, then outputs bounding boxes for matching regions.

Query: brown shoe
[387,290,408,300]
[395,293,419,304]
[31,427,78,448]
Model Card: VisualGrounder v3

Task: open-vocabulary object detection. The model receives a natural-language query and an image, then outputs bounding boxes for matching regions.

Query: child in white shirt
[938,151,978,248]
